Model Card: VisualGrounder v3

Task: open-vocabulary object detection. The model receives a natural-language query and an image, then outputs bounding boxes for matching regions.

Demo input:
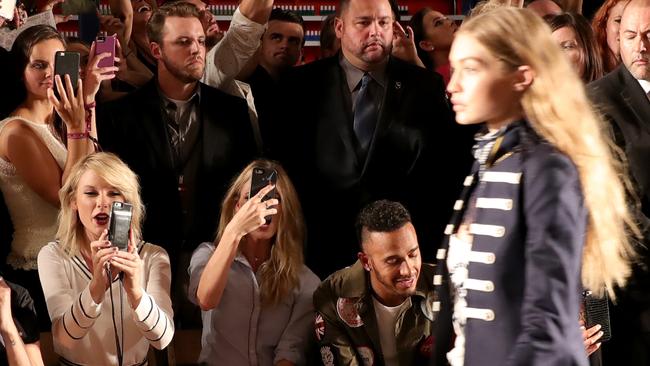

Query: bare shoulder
[0,118,44,154]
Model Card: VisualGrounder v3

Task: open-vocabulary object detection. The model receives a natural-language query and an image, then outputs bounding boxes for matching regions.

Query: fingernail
[596,324,602,330]
[599,331,604,336]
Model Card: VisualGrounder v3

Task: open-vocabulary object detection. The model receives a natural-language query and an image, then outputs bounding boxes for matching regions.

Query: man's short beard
[160,53,203,83]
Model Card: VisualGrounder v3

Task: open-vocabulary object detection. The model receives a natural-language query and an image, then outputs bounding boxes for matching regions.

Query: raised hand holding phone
[47,72,85,133]
[109,229,144,309]
[249,167,278,224]
[227,184,279,239]
[88,229,117,304]
[83,39,119,102]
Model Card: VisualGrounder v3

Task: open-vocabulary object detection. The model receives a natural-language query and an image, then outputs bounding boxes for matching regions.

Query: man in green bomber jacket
[313,200,437,366]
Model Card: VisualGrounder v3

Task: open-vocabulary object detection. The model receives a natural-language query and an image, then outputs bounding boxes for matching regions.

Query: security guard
[313,200,437,366]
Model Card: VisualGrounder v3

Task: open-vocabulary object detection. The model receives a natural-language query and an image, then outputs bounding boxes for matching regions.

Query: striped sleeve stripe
[78,293,99,319]
[146,316,169,342]
[140,296,154,323]
[70,305,92,329]
[62,313,84,340]
[145,307,162,333]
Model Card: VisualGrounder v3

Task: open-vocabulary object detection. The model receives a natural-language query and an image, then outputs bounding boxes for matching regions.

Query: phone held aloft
[53,51,80,98]
[108,202,133,251]
[95,34,116,69]
[249,167,278,224]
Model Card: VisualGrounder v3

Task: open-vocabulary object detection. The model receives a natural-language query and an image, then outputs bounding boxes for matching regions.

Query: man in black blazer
[97,2,257,298]
[273,0,473,278]
[589,0,650,363]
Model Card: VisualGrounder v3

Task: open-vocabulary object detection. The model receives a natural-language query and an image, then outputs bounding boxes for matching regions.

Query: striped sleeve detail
[132,292,172,347]
[62,286,102,340]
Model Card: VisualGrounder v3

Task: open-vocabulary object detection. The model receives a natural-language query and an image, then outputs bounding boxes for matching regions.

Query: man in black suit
[589,0,650,363]
[273,0,473,278]
[97,2,257,326]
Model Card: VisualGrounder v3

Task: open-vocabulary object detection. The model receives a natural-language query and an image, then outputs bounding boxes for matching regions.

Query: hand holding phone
[249,167,278,224]
[108,202,133,251]
[95,34,116,69]
[582,290,611,342]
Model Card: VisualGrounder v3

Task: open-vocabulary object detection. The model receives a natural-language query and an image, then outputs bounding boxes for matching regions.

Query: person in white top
[0,24,114,329]
[189,159,319,366]
[38,153,174,365]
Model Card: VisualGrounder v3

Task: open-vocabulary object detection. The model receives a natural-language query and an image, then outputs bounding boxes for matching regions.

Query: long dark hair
[410,7,434,70]
[545,12,604,83]
[8,25,67,141]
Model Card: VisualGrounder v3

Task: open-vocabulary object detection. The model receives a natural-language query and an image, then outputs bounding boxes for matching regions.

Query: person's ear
[358,252,371,271]
[71,199,77,211]
[513,65,534,92]
[419,40,434,52]
[150,42,162,60]
[335,17,344,39]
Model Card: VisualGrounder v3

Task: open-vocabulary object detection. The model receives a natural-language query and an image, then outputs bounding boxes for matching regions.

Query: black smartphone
[54,51,80,99]
[582,290,612,342]
[108,202,133,251]
[249,167,278,224]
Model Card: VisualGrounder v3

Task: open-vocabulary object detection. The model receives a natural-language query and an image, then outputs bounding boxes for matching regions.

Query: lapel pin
[395,81,402,90]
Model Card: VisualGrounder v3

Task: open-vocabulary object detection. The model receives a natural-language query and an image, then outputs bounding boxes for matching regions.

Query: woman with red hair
[592,0,627,73]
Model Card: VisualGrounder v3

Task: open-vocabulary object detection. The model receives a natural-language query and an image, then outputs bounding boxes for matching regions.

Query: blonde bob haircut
[459,7,639,299]
[215,159,305,306]
[56,153,145,257]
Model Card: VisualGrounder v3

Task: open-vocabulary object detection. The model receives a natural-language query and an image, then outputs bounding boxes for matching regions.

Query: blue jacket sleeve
[509,148,588,366]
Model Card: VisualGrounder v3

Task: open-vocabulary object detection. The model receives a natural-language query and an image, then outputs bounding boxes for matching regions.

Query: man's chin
[631,67,650,81]
[362,51,389,64]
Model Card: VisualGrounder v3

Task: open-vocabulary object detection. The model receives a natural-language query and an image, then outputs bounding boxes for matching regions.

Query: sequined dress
[0,116,66,270]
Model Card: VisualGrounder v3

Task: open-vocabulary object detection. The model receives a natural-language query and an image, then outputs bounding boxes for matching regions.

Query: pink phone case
[95,35,116,69]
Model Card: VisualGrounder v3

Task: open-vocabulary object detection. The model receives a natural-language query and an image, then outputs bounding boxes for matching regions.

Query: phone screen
[109,202,133,251]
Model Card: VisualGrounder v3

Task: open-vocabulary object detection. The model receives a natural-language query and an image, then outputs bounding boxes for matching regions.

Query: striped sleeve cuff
[62,286,102,340]
[78,285,102,319]
[133,291,170,342]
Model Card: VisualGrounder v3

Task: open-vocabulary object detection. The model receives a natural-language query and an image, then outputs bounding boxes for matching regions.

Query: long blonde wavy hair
[57,153,145,257]
[459,7,639,299]
[215,160,305,305]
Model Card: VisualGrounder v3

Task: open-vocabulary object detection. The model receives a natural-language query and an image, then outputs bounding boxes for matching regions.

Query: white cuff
[79,285,102,318]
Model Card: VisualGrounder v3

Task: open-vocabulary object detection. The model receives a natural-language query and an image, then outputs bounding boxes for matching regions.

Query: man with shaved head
[589,0,650,364]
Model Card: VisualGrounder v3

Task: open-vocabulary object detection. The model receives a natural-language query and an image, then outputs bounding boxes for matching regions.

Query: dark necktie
[353,73,379,153]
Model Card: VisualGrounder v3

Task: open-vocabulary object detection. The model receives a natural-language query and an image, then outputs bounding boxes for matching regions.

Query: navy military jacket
[431,121,588,366]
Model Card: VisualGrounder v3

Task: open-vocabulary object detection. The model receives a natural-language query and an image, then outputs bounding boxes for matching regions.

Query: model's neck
[15,96,54,123]
[430,49,450,70]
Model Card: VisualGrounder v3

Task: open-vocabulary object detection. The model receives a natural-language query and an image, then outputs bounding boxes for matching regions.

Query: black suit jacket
[98,80,258,258]
[589,65,650,365]
[273,55,474,277]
